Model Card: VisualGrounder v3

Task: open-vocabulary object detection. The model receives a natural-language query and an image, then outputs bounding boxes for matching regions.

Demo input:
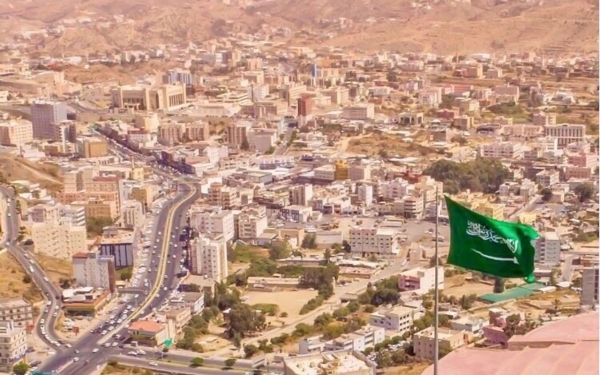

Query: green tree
[224,358,237,368]
[191,357,204,367]
[301,234,317,249]
[13,362,29,375]
[269,241,290,260]
[226,303,266,338]
[86,217,114,237]
[574,182,596,202]
[324,248,332,264]
[244,344,259,358]
[424,158,511,194]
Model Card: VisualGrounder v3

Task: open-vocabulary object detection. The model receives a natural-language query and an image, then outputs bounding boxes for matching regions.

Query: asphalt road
[37,183,200,374]
[109,355,246,375]
[0,187,64,349]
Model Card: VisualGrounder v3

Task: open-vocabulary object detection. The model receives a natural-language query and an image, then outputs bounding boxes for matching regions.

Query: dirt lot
[34,254,72,287]
[0,154,63,192]
[443,275,495,298]
[383,363,431,375]
[243,289,319,321]
[0,252,43,302]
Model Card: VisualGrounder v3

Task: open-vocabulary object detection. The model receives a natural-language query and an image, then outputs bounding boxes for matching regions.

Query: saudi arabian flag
[444,196,540,283]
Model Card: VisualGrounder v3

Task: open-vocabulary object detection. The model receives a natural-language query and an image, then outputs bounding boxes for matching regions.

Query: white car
[149,362,158,367]
[92,348,99,353]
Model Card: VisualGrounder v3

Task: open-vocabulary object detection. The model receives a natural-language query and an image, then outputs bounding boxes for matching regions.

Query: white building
[581,267,599,307]
[397,267,445,294]
[0,119,33,146]
[323,326,385,352]
[534,232,561,265]
[450,316,488,335]
[189,235,228,281]
[72,251,116,291]
[357,184,373,206]
[543,123,586,147]
[348,226,401,259]
[0,321,27,372]
[236,209,268,240]
[289,184,314,206]
[122,200,144,229]
[189,208,235,243]
[369,306,416,334]
[30,220,87,260]
[480,142,524,159]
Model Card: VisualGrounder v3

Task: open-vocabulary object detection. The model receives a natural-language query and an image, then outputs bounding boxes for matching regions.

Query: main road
[36,181,200,374]
[0,186,64,348]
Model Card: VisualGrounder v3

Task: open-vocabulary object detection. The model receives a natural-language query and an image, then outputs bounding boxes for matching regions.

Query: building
[189,208,235,243]
[189,235,228,281]
[543,123,586,147]
[397,267,445,294]
[0,119,33,146]
[413,327,470,360]
[72,252,117,292]
[121,200,144,229]
[0,299,33,330]
[171,292,205,315]
[323,326,385,352]
[127,320,168,347]
[283,350,376,375]
[111,83,187,111]
[77,137,108,158]
[30,221,87,260]
[348,226,401,259]
[534,232,561,265]
[581,267,599,307]
[480,142,524,159]
[341,104,375,121]
[421,312,598,375]
[98,227,134,269]
[369,306,415,334]
[227,122,251,148]
[30,99,67,140]
[0,321,27,372]
[289,184,313,206]
[450,316,488,335]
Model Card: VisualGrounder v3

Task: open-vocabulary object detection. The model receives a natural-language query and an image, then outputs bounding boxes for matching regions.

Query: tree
[86,217,114,237]
[224,358,237,368]
[191,357,204,367]
[226,303,266,338]
[22,275,32,284]
[540,188,553,202]
[424,158,511,194]
[301,234,317,249]
[574,182,596,202]
[429,255,443,268]
[13,362,29,375]
[244,344,259,358]
[269,241,290,260]
[324,248,332,264]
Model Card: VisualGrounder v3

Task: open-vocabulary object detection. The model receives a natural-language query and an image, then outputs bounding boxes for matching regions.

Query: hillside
[0,0,597,55]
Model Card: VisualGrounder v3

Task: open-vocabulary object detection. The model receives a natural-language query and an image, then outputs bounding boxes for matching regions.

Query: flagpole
[434,186,439,375]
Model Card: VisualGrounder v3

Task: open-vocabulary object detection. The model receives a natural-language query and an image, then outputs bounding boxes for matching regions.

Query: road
[109,355,246,375]
[0,186,64,349]
[36,182,200,374]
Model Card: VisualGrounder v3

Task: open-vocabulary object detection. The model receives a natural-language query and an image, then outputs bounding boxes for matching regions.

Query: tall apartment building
[0,299,33,329]
[162,69,193,85]
[534,232,561,265]
[227,122,251,148]
[0,321,27,372]
[532,112,557,126]
[190,235,228,281]
[189,208,235,243]
[30,99,67,140]
[581,267,599,307]
[289,184,313,206]
[357,184,374,205]
[31,220,87,260]
[207,183,240,209]
[348,226,401,259]
[543,123,586,147]
[121,200,144,229]
[236,207,268,240]
[369,306,416,334]
[0,119,33,146]
[72,252,117,292]
[413,327,469,360]
[398,267,445,294]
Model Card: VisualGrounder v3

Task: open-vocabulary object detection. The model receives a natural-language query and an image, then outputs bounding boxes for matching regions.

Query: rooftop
[421,312,599,375]
[284,350,373,375]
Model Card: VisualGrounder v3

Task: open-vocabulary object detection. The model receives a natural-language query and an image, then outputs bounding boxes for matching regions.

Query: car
[73,357,80,362]
[53,313,58,317]
[112,342,119,347]
[75,349,80,354]
[149,362,158,367]
[128,351,138,356]
[172,254,176,258]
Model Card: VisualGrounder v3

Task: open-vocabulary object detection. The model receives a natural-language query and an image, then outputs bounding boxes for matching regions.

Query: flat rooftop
[285,350,372,375]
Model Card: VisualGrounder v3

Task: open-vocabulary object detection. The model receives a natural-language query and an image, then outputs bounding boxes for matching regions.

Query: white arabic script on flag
[466,221,519,254]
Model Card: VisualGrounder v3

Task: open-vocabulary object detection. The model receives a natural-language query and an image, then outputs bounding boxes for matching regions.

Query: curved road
[36,182,200,374]
[0,187,64,349]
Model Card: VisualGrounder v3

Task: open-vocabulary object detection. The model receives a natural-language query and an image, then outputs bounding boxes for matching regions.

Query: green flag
[444,196,539,282]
